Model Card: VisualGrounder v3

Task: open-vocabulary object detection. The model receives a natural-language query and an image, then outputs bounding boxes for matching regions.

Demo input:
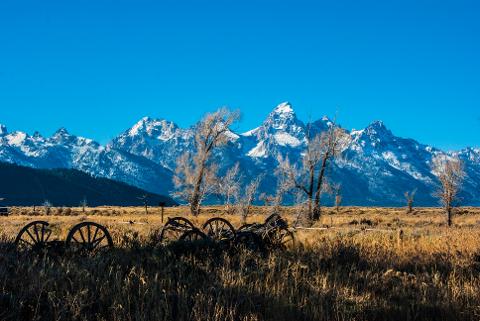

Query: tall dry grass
[1,206,480,320]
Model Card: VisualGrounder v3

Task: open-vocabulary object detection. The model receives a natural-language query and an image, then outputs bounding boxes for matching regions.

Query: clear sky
[0,0,479,150]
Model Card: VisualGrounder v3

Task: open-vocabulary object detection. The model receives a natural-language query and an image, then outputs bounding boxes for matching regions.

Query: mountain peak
[366,121,391,135]
[32,131,43,139]
[369,120,385,128]
[54,127,70,136]
[272,101,294,115]
[264,102,301,129]
[243,102,306,155]
[128,116,177,138]
[128,117,152,136]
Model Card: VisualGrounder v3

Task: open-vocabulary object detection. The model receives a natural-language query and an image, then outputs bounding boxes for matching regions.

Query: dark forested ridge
[0,162,176,206]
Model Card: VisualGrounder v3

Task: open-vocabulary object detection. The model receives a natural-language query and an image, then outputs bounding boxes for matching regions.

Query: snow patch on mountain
[274,132,302,147]
[247,141,268,158]
[241,127,260,137]
[0,101,479,206]
[6,132,27,146]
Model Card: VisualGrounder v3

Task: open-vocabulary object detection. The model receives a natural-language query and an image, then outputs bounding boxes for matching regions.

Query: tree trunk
[190,191,201,216]
[447,206,452,227]
[190,197,201,216]
[307,165,315,220]
[190,162,206,216]
[307,196,313,221]
[312,154,329,220]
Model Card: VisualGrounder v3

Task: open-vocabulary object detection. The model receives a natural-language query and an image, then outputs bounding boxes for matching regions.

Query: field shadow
[0,238,474,321]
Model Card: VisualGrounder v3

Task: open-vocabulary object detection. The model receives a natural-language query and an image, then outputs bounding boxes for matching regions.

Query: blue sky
[0,0,479,150]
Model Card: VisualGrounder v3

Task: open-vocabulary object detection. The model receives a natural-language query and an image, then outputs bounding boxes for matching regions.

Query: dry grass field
[2,206,480,321]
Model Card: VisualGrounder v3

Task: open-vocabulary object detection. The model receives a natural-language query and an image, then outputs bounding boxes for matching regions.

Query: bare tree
[312,126,346,220]
[259,193,275,206]
[404,189,416,213]
[80,196,88,213]
[43,200,52,215]
[138,194,149,214]
[236,176,262,224]
[276,122,345,221]
[431,155,465,226]
[216,162,242,214]
[332,183,342,212]
[173,108,240,215]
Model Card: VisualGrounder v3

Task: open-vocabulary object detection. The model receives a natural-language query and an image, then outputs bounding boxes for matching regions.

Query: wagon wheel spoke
[19,238,34,247]
[218,223,226,237]
[70,234,82,244]
[96,240,109,249]
[78,227,87,243]
[210,224,217,237]
[74,232,89,249]
[218,226,227,238]
[92,233,106,248]
[66,222,113,253]
[91,226,100,243]
[207,224,214,235]
[25,229,38,244]
[33,225,41,243]
[87,224,92,243]
[40,224,46,242]
[43,228,52,243]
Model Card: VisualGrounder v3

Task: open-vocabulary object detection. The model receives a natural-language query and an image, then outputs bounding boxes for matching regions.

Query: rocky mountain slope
[1,102,479,206]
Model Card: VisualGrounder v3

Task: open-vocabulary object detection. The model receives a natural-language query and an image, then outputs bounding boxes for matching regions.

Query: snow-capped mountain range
[1,102,479,206]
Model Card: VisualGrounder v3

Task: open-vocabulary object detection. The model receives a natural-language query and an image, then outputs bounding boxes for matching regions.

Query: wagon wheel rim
[169,218,194,230]
[202,218,236,242]
[180,229,207,242]
[66,222,113,253]
[15,221,52,251]
[159,217,195,244]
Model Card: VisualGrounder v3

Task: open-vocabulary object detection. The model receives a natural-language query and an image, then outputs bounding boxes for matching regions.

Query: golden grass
[2,206,480,320]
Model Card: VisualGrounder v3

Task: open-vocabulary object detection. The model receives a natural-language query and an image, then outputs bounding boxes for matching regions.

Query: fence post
[397,229,404,247]
[159,202,166,223]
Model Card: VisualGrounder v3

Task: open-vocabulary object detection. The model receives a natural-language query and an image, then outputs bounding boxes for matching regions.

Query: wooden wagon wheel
[270,227,295,250]
[202,217,236,242]
[264,213,288,229]
[179,229,208,242]
[66,222,113,253]
[15,221,51,251]
[158,217,195,244]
